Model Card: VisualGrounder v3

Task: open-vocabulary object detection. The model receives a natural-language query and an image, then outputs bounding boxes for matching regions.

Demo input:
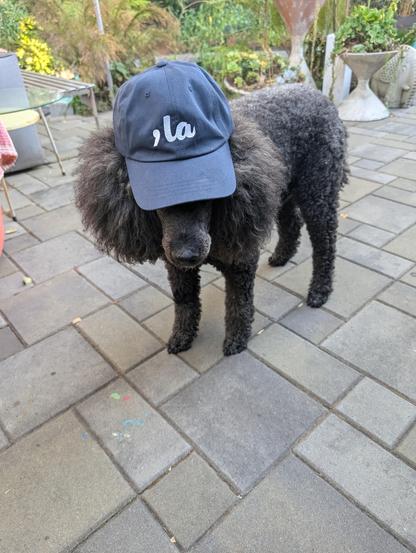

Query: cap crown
[113,61,234,163]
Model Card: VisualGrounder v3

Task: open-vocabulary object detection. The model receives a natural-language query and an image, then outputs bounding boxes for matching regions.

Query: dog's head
[75,113,284,267]
[157,200,212,269]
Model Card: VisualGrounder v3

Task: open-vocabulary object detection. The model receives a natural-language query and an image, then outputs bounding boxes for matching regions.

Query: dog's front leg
[165,261,201,354]
[222,261,257,356]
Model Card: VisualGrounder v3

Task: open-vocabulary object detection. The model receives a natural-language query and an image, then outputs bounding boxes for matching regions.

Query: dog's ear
[75,127,162,263]
[210,113,286,263]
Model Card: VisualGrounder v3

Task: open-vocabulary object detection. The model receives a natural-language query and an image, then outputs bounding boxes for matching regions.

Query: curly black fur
[75,128,163,263]
[75,84,348,355]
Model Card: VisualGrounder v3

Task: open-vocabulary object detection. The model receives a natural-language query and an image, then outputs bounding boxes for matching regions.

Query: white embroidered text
[153,115,196,147]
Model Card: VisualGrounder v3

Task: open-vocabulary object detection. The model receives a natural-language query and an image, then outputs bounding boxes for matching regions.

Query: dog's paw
[268,253,289,267]
[307,289,330,308]
[223,337,248,356]
[167,332,194,354]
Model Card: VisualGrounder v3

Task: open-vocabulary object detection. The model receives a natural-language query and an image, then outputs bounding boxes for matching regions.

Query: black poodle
[75,84,348,356]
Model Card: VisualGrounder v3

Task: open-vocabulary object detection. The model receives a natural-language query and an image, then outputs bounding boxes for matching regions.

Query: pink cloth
[0,121,18,178]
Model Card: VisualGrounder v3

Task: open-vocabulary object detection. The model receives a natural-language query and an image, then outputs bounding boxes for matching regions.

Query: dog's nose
[174,250,200,265]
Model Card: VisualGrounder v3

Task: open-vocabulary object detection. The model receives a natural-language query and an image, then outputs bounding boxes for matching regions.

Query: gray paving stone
[1,187,32,209]
[381,120,416,136]
[29,164,76,187]
[390,177,416,191]
[79,305,161,372]
[0,271,32,301]
[349,144,407,163]
[3,233,40,254]
[4,220,27,240]
[383,158,416,180]
[12,231,101,283]
[296,415,416,547]
[15,204,45,219]
[250,324,359,403]
[119,286,172,322]
[379,281,416,317]
[253,278,300,320]
[0,256,17,278]
[13,176,47,195]
[324,302,416,401]
[162,352,324,493]
[74,500,178,553]
[6,171,43,189]
[78,257,146,299]
[337,378,416,447]
[400,267,416,287]
[350,165,396,184]
[344,195,416,233]
[191,455,408,553]
[78,379,190,491]
[0,411,134,553]
[371,137,416,151]
[396,424,416,464]
[264,229,312,265]
[0,271,108,344]
[384,224,416,261]
[340,176,381,203]
[0,327,23,361]
[276,257,390,318]
[23,204,84,240]
[337,215,361,235]
[337,237,413,278]
[348,224,395,247]
[144,453,235,548]
[128,350,197,405]
[0,327,114,438]
[353,158,384,170]
[145,285,269,372]
[256,252,295,280]
[374,185,416,206]
[130,260,172,296]
[280,304,343,343]
[0,428,8,450]
[29,182,74,210]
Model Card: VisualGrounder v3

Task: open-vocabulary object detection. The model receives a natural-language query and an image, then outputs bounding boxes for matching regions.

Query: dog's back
[232,84,348,185]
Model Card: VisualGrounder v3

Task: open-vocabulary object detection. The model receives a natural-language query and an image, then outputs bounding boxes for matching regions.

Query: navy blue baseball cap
[113,60,236,210]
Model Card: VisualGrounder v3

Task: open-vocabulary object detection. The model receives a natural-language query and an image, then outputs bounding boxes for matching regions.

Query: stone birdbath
[274,0,326,86]
[338,51,398,121]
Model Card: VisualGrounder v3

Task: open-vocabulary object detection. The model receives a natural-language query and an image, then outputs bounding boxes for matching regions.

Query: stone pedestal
[274,0,326,86]
[338,51,397,122]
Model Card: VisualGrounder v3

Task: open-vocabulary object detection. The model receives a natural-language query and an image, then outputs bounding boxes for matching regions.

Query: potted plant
[334,2,400,121]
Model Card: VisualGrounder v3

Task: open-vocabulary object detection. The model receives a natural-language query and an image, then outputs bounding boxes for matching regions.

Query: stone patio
[1,107,416,552]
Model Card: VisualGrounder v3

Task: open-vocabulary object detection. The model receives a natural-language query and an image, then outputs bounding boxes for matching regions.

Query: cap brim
[125,141,236,210]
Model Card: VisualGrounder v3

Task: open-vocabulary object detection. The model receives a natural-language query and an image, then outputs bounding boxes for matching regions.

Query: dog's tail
[74,127,162,263]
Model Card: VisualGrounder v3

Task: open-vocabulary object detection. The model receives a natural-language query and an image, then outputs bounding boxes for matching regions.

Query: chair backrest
[0,54,29,107]
[22,70,94,96]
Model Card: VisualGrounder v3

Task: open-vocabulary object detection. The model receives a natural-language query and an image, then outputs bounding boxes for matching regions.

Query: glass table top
[0,86,67,114]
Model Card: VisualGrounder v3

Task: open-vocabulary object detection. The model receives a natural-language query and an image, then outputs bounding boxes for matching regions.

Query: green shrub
[334,2,400,54]
[0,0,28,51]
[180,0,284,52]
[199,47,301,90]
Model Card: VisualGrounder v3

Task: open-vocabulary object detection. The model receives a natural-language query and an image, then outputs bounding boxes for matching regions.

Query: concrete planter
[338,51,397,122]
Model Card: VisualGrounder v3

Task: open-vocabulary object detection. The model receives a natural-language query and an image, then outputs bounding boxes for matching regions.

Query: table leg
[1,177,17,221]
[38,108,66,175]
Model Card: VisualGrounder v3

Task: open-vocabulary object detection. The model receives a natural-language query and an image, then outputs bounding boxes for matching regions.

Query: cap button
[156,60,168,68]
